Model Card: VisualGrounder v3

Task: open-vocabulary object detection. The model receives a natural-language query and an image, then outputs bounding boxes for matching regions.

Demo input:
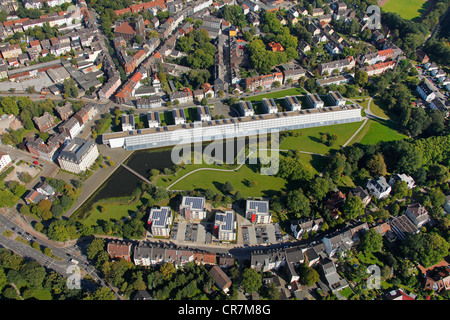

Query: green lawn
[370,98,398,121]
[279,121,365,155]
[168,162,288,198]
[82,193,153,227]
[350,119,407,146]
[382,0,429,20]
[244,87,306,102]
[159,111,174,126]
[168,151,326,197]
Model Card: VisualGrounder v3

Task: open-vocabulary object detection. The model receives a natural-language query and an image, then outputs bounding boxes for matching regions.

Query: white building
[57,138,99,174]
[238,100,255,117]
[214,210,236,241]
[367,176,392,199]
[262,98,278,114]
[147,112,160,128]
[172,108,186,125]
[179,196,207,221]
[306,93,324,109]
[328,91,346,107]
[285,96,302,111]
[0,151,11,172]
[246,200,271,224]
[197,106,212,122]
[405,203,430,228]
[389,174,415,189]
[122,114,135,131]
[102,104,362,150]
[416,82,436,102]
[148,207,172,237]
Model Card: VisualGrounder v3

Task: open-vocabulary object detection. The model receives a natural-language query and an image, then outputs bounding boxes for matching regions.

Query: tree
[63,78,79,98]
[358,229,383,253]
[365,153,387,177]
[241,268,262,294]
[355,70,368,87]
[222,181,234,194]
[286,189,311,218]
[302,268,320,287]
[403,232,449,267]
[342,196,365,220]
[160,262,176,280]
[84,287,116,300]
[87,237,106,261]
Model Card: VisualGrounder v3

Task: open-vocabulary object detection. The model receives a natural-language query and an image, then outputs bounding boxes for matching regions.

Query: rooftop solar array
[247,200,269,214]
[149,207,171,227]
[216,210,234,232]
[182,196,205,210]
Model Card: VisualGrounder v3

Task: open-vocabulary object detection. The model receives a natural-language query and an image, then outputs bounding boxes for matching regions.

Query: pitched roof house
[107,241,131,261]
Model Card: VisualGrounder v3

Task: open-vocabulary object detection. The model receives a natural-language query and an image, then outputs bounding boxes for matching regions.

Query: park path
[166,148,327,190]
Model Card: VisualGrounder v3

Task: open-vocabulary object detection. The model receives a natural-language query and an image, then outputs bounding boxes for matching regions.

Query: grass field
[279,120,365,154]
[244,87,307,102]
[382,0,429,20]
[82,193,154,227]
[349,119,407,145]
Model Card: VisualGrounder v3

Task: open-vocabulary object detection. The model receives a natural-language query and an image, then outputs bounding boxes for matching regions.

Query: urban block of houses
[290,218,323,239]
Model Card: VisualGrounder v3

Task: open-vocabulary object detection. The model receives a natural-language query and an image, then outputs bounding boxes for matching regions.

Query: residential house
[320,258,349,292]
[250,249,286,272]
[148,206,172,237]
[389,214,419,241]
[209,265,232,293]
[349,186,371,207]
[214,210,236,242]
[59,117,81,140]
[416,82,436,102]
[389,173,415,189]
[290,218,323,239]
[405,203,430,228]
[367,176,392,199]
[193,251,217,265]
[55,102,73,121]
[246,199,271,224]
[179,196,207,221]
[107,241,131,261]
[33,112,55,132]
[318,56,355,76]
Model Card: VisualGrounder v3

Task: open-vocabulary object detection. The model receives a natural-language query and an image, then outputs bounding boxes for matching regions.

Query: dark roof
[57,138,95,164]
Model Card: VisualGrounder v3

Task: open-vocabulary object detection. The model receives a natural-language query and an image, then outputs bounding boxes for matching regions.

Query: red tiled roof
[115,21,135,35]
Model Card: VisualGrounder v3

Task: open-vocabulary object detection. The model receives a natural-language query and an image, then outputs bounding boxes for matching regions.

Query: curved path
[166,148,327,190]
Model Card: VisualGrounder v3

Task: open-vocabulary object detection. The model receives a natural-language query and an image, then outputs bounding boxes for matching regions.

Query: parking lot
[241,223,283,246]
[171,221,214,244]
